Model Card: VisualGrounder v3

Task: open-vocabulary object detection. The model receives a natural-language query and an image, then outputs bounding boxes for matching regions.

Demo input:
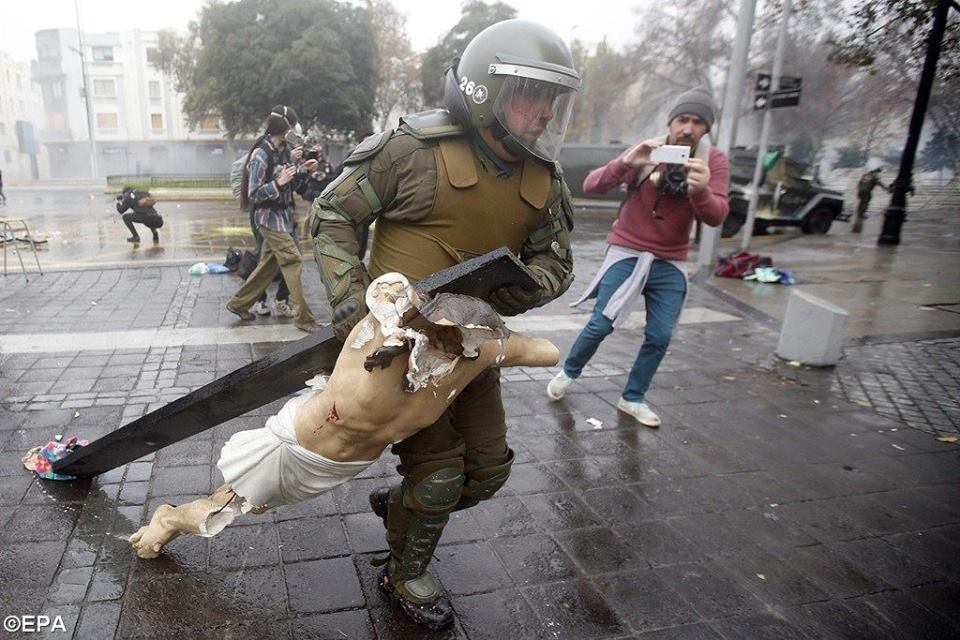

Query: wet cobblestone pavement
[1,202,958,638]
[836,338,960,437]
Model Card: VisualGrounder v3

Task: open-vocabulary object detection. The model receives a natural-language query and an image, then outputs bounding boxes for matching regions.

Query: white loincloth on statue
[216,391,375,513]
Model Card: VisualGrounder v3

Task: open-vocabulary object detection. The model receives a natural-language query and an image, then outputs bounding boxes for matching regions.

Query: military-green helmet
[443,19,581,163]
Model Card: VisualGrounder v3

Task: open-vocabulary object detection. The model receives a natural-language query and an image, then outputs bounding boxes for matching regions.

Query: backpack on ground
[237,250,259,279]
[224,247,242,272]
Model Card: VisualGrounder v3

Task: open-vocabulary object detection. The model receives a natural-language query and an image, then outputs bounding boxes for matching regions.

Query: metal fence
[105,174,230,189]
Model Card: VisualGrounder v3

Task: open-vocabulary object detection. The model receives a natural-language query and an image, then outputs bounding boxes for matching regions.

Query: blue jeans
[563,258,686,402]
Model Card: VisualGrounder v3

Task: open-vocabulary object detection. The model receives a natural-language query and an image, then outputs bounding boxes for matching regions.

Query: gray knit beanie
[668,87,716,131]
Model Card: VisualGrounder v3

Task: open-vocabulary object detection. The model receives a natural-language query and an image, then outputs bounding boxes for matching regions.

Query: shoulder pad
[344,130,393,165]
[398,109,465,140]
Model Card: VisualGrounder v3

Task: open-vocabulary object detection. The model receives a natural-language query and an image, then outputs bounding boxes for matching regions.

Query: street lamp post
[74,0,98,180]
[878,0,954,246]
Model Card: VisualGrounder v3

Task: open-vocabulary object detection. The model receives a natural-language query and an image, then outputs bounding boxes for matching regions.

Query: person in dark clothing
[116,187,163,243]
[852,167,888,233]
[0,169,7,205]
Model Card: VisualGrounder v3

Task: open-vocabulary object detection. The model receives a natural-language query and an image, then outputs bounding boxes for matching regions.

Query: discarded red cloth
[714,251,773,278]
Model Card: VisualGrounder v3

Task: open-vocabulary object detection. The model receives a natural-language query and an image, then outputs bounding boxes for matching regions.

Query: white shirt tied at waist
[570,245,688,328]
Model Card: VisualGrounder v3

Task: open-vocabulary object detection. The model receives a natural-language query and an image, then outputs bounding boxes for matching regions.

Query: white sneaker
[617,398,661,428]
[273,299,296,317]
[547,370,574,400]
[251,300,270,316]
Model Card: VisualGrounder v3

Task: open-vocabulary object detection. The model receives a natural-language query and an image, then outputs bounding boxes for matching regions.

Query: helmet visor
[493,76,575,162]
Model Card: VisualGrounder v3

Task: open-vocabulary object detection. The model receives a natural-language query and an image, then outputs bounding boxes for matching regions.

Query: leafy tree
[920,127,959,172]
[566,39,636,144]
[833,145,868,169]
[419,0,517,107]
[626,0,734,135]
[156,0,378,140]
[830,0,960,168]
[367,0,422,130]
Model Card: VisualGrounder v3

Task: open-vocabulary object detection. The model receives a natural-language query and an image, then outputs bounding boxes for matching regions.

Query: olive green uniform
[309,109,574,601]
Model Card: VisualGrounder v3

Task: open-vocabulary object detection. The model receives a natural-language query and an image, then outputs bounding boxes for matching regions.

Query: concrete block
[776,289,848,366]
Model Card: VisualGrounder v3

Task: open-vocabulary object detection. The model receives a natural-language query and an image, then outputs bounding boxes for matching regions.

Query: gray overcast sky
[0,0,642,63]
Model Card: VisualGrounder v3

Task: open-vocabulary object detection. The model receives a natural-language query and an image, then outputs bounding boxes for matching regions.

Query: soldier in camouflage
[309,19,580,630]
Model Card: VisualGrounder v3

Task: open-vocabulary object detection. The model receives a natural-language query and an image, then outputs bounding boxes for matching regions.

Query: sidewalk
[0,206,958,639]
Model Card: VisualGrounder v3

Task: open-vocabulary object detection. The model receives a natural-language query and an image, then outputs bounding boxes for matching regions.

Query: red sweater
[583,146,730,260]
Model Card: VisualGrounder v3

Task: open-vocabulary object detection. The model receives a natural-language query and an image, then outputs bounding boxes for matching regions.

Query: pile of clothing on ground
[714,251,795,284]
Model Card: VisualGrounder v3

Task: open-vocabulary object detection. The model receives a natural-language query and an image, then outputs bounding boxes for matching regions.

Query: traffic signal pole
[697,0,758,272]
[878,0,953,246]
[741,0,791,251]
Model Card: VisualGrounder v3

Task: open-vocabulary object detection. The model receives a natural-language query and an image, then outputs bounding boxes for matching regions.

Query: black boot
[127,235,141,243]
[378,566,454,631]
[152,230,160,243]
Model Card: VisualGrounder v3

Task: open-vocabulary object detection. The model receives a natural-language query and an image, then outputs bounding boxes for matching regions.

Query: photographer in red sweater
[547,87,729,427]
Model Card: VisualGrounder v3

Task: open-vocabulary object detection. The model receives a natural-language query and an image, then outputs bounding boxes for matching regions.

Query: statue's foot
[129,504,181,559]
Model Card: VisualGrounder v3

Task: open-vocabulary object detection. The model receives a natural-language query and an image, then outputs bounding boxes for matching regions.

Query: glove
[331,295,368,343]
[488,285,542,317]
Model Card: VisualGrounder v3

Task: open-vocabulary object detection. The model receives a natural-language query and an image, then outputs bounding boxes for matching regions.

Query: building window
[96,112,118,129]
[51,82,63,98]
[3,150,11,162]
[92,79,116,97]
[16,74,22,88]
[199,115,221,131]
[51,113,65,129]
[92,46,114,62]
[146,48,161,66]
[148,81,161,100]
[151,114,163,130]
[0,123,5,135]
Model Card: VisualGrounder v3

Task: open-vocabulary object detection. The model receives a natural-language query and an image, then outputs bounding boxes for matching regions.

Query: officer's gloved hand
[488,285,542,317]
[332,295,368,343]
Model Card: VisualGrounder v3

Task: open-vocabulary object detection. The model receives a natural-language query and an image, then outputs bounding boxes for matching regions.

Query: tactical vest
[368,134,553,280]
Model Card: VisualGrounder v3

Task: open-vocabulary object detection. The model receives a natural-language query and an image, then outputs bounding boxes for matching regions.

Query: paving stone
[844,589,960,639]
[491,533,578,586]
[522,578,628,639]
[285,557,364,614]
[452,588,544,640]
[553,526,643,575]
[75,601,122,640]
[208,521,281,569]
[709,612,813,640]
[654,562,767,620]
[594,568,701,632]
[520,491,604,531]
[276,515,348,563]
[296,609,375,640]
[432,541,513,596]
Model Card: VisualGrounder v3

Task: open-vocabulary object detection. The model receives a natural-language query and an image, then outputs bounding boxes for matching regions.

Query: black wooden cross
[53,248,537,477]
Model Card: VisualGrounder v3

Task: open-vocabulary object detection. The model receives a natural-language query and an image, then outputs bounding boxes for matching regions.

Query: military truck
[722,148,847,237]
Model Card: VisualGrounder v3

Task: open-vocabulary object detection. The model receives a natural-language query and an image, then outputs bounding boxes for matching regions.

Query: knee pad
[462,448,515,502]
[402,458,465,516]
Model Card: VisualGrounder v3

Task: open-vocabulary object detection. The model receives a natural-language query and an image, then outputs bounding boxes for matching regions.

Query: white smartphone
[650,145,691,165]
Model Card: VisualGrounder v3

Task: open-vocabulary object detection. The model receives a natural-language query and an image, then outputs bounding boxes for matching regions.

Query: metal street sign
[755,73,802,91]
[754,89,802,110]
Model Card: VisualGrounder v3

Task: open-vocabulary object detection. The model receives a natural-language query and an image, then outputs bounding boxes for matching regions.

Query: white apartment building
[32,28,231,179]
[0,52,48,180]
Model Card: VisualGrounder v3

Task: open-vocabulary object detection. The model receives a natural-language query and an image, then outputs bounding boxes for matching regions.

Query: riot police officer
[309,19,579,630]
